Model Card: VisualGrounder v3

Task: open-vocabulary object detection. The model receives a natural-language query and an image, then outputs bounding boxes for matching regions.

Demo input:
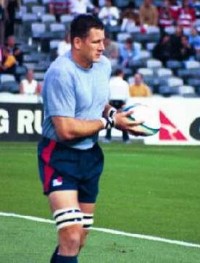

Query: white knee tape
[53,208,83,230]
[83,213,94,229]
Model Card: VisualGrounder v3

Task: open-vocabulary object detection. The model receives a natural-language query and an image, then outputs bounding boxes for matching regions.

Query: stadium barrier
[0,95,200,145]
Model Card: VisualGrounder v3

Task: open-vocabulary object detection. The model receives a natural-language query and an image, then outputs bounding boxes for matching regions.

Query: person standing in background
[104,68,130,143]
[139,0,158,26]
[5,0,20,37]
[0,0,7,46]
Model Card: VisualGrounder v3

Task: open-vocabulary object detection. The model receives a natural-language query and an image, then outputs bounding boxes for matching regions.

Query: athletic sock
[56,255,78,263]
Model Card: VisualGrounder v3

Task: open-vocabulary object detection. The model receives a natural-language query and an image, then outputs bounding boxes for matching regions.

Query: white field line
[1,212,200,249]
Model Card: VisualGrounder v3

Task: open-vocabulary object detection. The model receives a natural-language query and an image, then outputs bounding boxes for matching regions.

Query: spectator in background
[168,0,181,21]
[119,37,141,67]
[121,8,139,33]
[169,25,184,60]
[57,31,71,56]
[189,27,200,56]
[158,0,174,30]
[98,0,120,27]
[5,0,20,37]
[105,68,130,143]
[0,46,17,74]
[129,73,152,97]
[177,0,196,28]
[68,0,97,16]
[153,34,172,65]
[49,0,69,22]
[103,31,119,67]
[139,0,158,26]
[20,69,42,95]
[5,35,23,65]
[0,0,7,46]
[178,35,196,61]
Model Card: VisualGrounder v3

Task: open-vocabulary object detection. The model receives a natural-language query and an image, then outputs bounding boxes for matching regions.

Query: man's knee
[53,208,94,254]
[59,226,82,255]
[53,208,84,255]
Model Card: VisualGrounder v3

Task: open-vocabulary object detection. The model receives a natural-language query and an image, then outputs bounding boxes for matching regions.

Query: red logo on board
[159,112,187,141]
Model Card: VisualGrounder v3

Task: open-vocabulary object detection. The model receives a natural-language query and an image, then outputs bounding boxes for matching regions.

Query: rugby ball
[122,103,160,136]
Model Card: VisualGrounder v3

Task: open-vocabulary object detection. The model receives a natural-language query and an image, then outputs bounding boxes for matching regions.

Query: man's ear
[73,37,82,50]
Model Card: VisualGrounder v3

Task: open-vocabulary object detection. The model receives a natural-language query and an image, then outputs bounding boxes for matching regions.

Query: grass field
[0,141,200,262]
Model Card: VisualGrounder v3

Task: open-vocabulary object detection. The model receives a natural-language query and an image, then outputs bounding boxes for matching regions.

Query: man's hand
[114,110,146,136]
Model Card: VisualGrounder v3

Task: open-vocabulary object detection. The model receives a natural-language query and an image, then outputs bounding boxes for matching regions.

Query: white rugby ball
[122,103,160,136]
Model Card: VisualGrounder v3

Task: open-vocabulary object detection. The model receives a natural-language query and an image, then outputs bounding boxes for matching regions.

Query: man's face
[134,74,142,85]
[78,28,105,67]
[7,37,15,47]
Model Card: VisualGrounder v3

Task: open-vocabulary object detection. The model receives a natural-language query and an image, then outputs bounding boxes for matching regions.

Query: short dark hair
[114,68,124,76]
[70,14,104,42]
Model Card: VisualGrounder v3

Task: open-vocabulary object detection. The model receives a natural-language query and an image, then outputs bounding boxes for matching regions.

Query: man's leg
[48,190,83,263]
[105,127,112,141]
[122,130,129,142]
[49,191,96,262]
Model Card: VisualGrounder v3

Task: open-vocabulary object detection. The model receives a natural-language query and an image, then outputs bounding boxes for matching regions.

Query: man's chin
[93,56,101,62]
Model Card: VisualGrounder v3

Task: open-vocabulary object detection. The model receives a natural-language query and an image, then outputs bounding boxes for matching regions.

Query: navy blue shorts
[37,137,104,203]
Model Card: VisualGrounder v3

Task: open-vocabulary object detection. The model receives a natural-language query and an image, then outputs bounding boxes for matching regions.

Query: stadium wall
[0,95,200,145]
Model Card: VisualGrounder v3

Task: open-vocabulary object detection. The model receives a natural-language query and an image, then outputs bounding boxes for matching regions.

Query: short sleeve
[43,67,76,117]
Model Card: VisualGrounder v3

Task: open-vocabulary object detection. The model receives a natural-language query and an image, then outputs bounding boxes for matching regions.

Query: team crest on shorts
[52,177,63,187]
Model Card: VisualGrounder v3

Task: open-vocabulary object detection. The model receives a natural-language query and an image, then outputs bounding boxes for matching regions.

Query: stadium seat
[178,85,196,97]
[184,60,200,69]
[166,60,183,74]
[15,65,28,82]
[49,23,66,39]
[34,72,45,82]
[21,12,38,22]
[128,59,146,72]
[22,0,39,4]
[158,85,175,97]
[0,74,16,83]
[146,42,157,52]
[116,32,131,42]
[134,0,144,8]
[21,13,38,40]
[164,26,176,35]
[146,59,162,69]
[0,81,19,93]
[137,67,154,76]
[113,0,130,8]
[41,14,56,28]
[0,74,19,93]
[60,14,74,29]
[31,22,46,39]
[146,59,163,74]
[49,39,60,60]
[156,68,173,86]
[22,0,39,12]
[195,86,200,96]
[15,5,28,20]
[31,5,46,19]
[49,39,60,50]
[139,50,152,61]
[157,68,173,77]
[183,27,192,36]
[186,78,200,90]
[167,77,184,94]
[177,68,191,82]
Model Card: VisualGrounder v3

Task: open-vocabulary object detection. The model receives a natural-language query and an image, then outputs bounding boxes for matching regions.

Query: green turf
[1,216,200,263]
[96,143,200,244]
[0,141,200,262]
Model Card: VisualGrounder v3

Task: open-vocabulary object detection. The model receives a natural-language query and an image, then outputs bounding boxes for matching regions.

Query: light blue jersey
[42,51,112,149]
